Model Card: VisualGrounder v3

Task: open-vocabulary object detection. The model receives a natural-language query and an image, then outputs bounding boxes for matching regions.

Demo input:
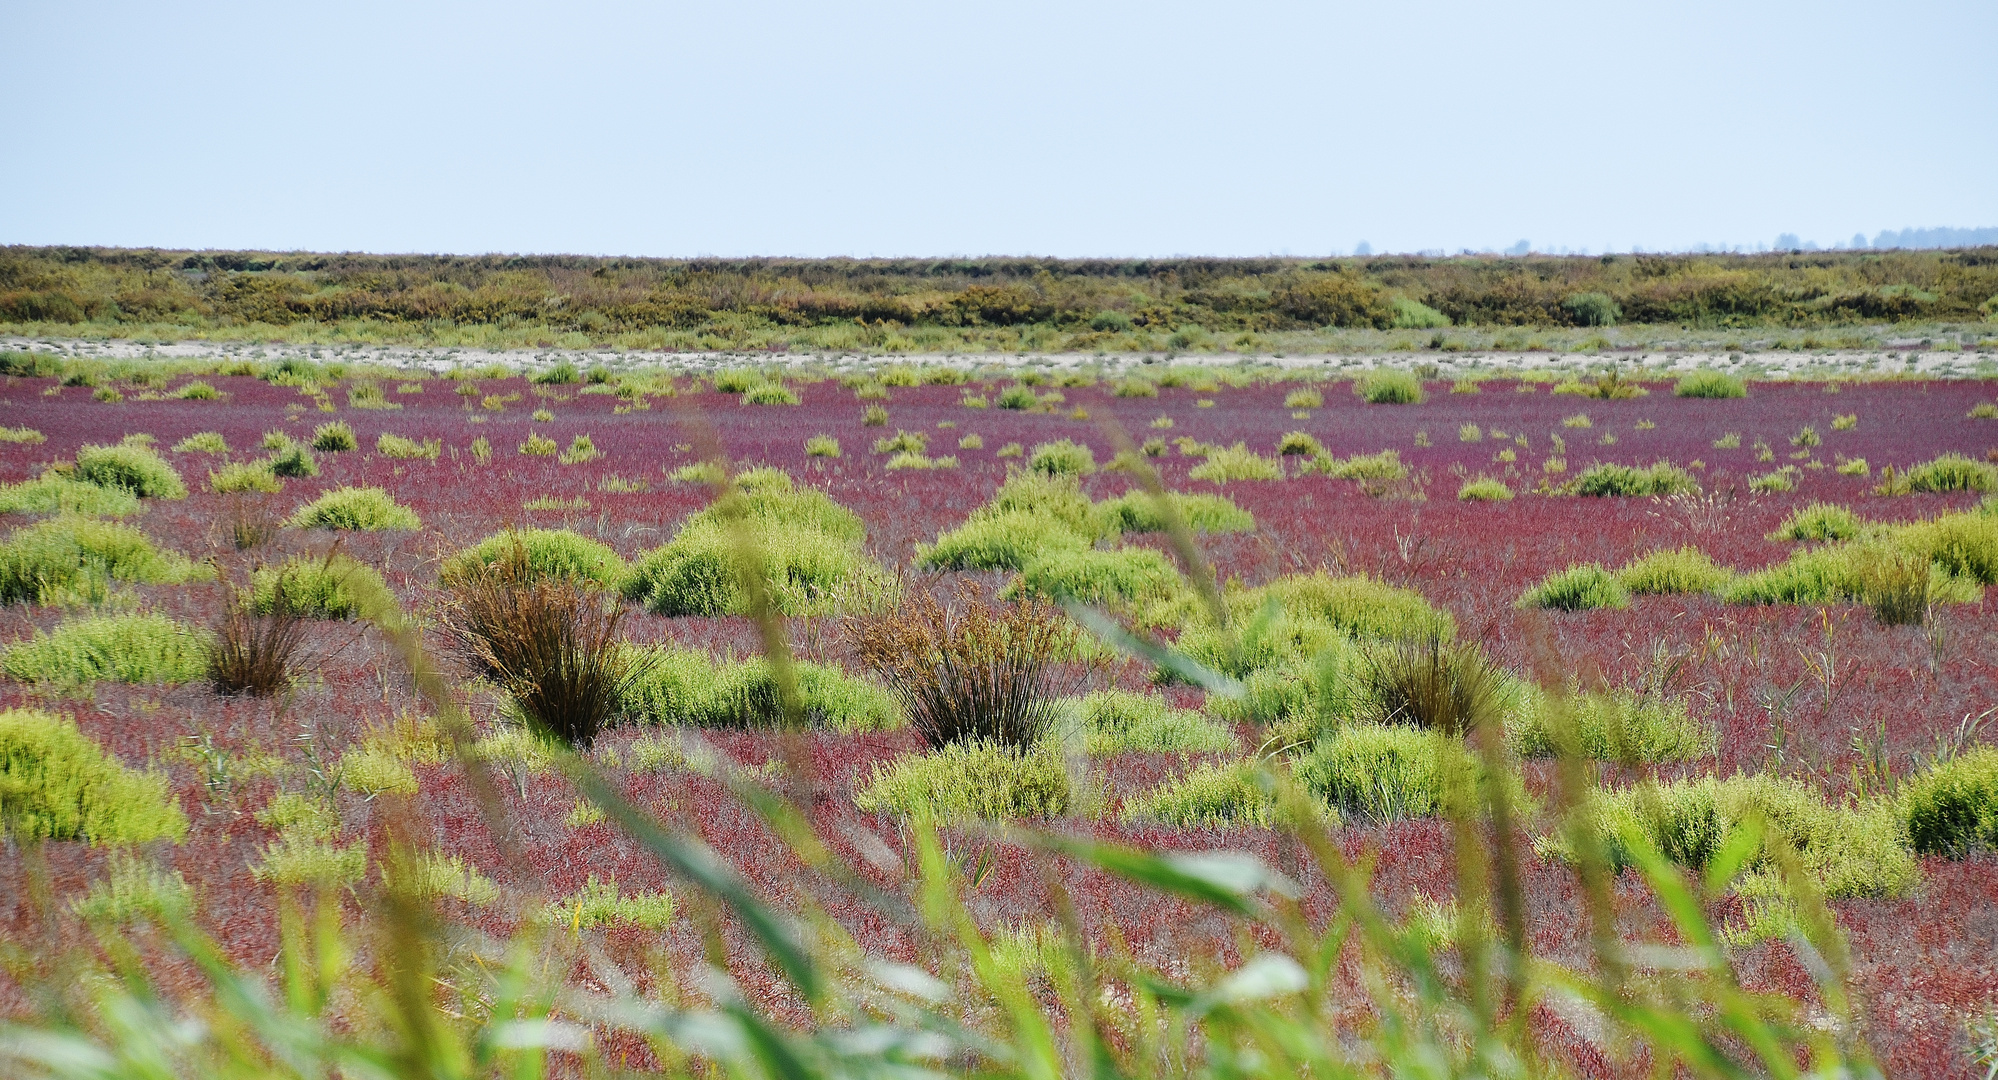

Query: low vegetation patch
[0,708,187,844]
[442,528,627,589]
[250,556,389,619]
[72,443,187,500]
[2,613,211,687]
[0,517,199,605]
[1519,564,1631,611]
[288,487,422,531]
[1673,370,1747,399]
[619,647,897,732]
[853,741,1069,821]
[1899,747,1998,856]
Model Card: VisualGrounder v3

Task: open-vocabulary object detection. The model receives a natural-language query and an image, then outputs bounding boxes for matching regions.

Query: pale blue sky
[3,0,1993,257]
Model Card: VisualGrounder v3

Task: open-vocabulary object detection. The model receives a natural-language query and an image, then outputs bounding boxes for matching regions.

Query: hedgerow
[0,708,187,844]
[288,487,422,531]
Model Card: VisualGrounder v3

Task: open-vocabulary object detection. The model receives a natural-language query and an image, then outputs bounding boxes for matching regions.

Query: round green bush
[251,556,391,618]
[441,528,628,589]
[1355,369,1424,405]
[1673,370,1747,399]
[0,518,197,605]
[312,422,358,452]
[853,741,1069,821]
[1028,439,1096,476]
[288,487,421,531]
[1900,747,1998,856]
[1518,564,1631,611]
[72,443,187,500]
[0,708,187,844]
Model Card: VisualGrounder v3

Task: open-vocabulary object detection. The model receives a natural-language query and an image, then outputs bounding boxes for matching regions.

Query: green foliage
[1305,449,1408,482]
[519,432,558,456]
[70,850,194,925]
[1896,509,1998,584]
[1027,439,1095,476]
[1283,388,1324,409]
[268,445,319,478]
[541,875,674,929]
[442,528,627,589]
[1091,490,1254,535]
[623,470,884,616]
[250,556,389,618]
[1355,369,1424,404]
[1519,564,1631,611]
[1506,686,1714,763]
[1277,431,1321,457]
[2,613,211,687]
[171,431,228,454]
[1390,297,1452,328]
[335,747,418,795]
[0,708,187,844]
[1123,759,1280,827]
[1673,370,1747,398]
[1899,746,1998,856]
[1231,572,1456,643]
[0,517,198,605]
[804,434,841,458]
[1293,724,1472,823]
[1113,378,1159,398]
[919,470,1100,572]
[1897,453,1996,494]
[1064,689,1235,756]
[208,461,282,494]
[288,486,421,531]
[1569,461,1699,497]
[1188,443,1284,483]
[1562,292,1622,326]
[1616,546,1734,594]
[0,476,142,517]
[311,422,357,452]
[620,647,899,732]
[72,443,187,500]
[742,382,800,405]
[534,358,581,384]
[1560,774,1917,900]
[853,740,1069,820]
[1456,477,1513,502]
[252,834,367,887]
[1772,502,1862,542]
[376,433,442,460]
[1008,547,1185,608]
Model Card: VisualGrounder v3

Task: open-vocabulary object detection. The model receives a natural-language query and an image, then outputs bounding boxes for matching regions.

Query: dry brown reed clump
[208,573,311,696]
[1358,633,1507,736]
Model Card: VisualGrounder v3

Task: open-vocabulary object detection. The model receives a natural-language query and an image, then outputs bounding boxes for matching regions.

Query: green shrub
[1062,689,1234,755]
[1028,439,1095,476]
[1897,510,1998,584]
[884,452,957,470]
[312,422,358,452]
[1091,491,1254,535]
[539,875,674,929]
[1506,686,1714,763]
[1353,636,1507,736]
[1519,564,1630,610]
[1457,478,1513,502]
[853,741,1068,820]
[442,529,626,589]
[72,443,187,500]
[0,476,142,517]
[1306,449,1408,482]
[1293,724,1470,823]
[1283,388,1324,409]
[1277,431,1322,457]
[918,470,1100,572]
[534,358,581,385]
[1569,462,1698,497]
[1617,546,1733,594]
[2,613,211,687]
[1562,292,1621,327]
[0,518,199,604]
[742,382,799,405]
[620,648,898,732]
[1900,453,1997,494]
[1123,759,1279,827]
[250,556,390,619]
[288,487,421,531]
[1773,503,1862,542]
[70,849,194,925]
[623,471,883,616]
[1113,378,1159,398]
[1009,547,1184,609]
[0,708,187,844]
[1559,774,1916,901]
[996,385,1038,410]
[805,434,841,458]
[208,461,282,494]
[1355,369,1424,404]
[252,835,367,887]
[268,445,319,478]
[1674,370,1747,398]
[1230,572,1456,643]
[1189,443,1284,483]
[1748,467,1797,494]
[376,433,441,460]
[519,433,558,457]
[171,432,228,454]
[1900,747,1998,856]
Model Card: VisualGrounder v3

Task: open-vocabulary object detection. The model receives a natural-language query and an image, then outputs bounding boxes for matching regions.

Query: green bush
[534,358,581,385]
[1673,370,1747,399]
[1355,369,1424,404]
[1901,453,1997,494]
[1123,759,1279,827]
[743,382,800,405]
[1897,510,1998,584]
[1616,546,1733,594]
[2,613,211,687]
[170,432,228,454]
[1569,461,1698,497]
[1457,478,1513,502]
[1505,686,1714,763]
[1028,439,1095,476]
[71,849,195,925]
[1283,388,1324,409]
[623,471,883,616]
[619,648,899,732]
[711,370,761,393]
[1562,292,1621,327]
[441,528,627,589]
[1559,774,1916,901]
[1009,547,1185,608]
[288,487,421,531]
[208,461,282,494]
[72,443,187,500]
[0,708,187,844]
[250,556,390,619]
[1899,747,1998,856]
[853,741,1068,821]
[1278,431,1322,457]
[996,384,1038,410]
[376,433,442,461]
[1091,491,1254,535]
[268,445,319,478]
[1231,572,1455,643]
[1306,449,1408,482]
[312,422,358,452]
[1293,724,1472,823]
[0,476,142,517]
[1518,564,1630,611]
[1113,378,1159,398]
[0,518,199,605]
[1772,502,1862,542]
[918,470,1099,572]
[1065,689,1235,756]
[1188,443,1284,483]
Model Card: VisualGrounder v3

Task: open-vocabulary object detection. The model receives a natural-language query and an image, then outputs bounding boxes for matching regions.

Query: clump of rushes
[249,555,390,619]
[1568,461,1698,497]
[1279,431,1322,456]
[996,385,1038,410]
[1617,546,1733,595]
[72,443,187,500]
[376,433,441,460]
[1028,439,1095,476]
[1457,477,1513,502]
[2,613,211,688]
[208,576,312,696]
[171,431,227,454]
[441,528,626,589]
[445,546,648,747]
[1859,549,1933,626]
[853,740,1069,821]
[1355,369,1423,404]
[519,432,558,456]
[1188,443,1284,483]
[268,445,319,478]
[805,434,841,457]
[742,382,799,405]
[845,581,1091,751]
[1113,378,1158,398]
[862,404,888,426]
[0,518,198,605]
[1518,563,1631,611]
[558,435,599,465]
[312,422,357,452]
[873,430,928,455]
[1356,635,1506,736]
[1673,369,1747,398]
[288,487,421,531]
[533,358,580,385]
[1772,502,1862,542]
[1284,387,1324,409]
[0,476,142,517]
[1899,746,1998,856]
[207,461,282,495]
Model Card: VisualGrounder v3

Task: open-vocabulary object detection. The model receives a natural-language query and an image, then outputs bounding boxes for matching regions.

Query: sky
[3,0,1994,259]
